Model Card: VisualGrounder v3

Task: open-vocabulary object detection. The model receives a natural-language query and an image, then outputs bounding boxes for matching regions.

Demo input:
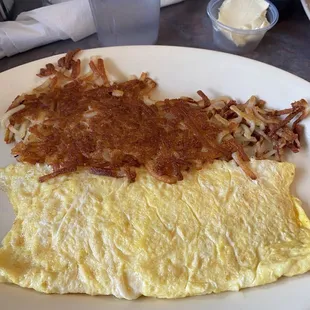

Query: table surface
[1,0,309,81]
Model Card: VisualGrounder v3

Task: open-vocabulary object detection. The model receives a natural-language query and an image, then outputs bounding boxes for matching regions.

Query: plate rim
[0,45,309,87]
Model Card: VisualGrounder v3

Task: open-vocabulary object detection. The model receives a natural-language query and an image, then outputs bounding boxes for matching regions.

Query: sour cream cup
[207,0,279,54]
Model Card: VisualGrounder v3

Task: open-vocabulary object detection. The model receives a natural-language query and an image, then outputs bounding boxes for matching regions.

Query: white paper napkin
[0,0,184,60]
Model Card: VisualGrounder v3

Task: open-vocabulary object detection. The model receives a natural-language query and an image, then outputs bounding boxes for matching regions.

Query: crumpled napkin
[0,0,184,59]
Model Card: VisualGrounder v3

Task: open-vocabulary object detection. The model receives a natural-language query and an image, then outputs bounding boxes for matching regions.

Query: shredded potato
[1,50,309,183]
[1,104,26,128]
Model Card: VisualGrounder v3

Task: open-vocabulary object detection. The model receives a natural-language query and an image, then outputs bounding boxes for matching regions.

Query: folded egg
[1,160,310,299]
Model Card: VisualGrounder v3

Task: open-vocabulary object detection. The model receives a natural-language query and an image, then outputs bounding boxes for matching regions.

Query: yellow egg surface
[1,160,310,300]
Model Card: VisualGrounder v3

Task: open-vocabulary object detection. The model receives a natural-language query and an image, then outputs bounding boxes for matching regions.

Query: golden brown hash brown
[2,49,309,183]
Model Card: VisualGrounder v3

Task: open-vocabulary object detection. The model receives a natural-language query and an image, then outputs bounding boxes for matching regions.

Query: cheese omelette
[1,160,310,299]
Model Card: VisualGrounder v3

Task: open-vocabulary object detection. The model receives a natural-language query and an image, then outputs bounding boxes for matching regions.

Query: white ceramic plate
[1,46,310,310]
[301,0,310,20]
